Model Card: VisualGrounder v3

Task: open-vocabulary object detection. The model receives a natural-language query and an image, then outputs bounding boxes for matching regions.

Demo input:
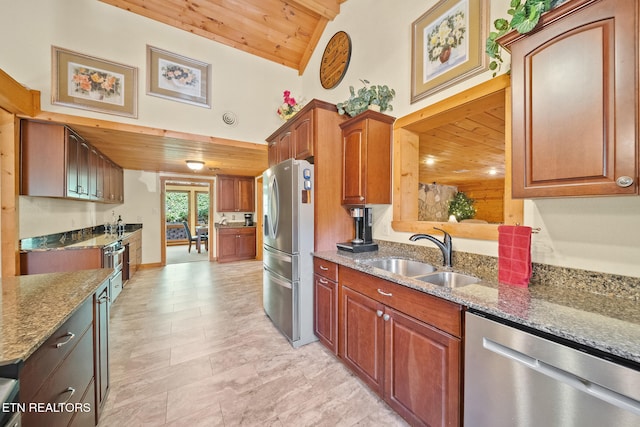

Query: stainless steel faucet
[409,228,453,268]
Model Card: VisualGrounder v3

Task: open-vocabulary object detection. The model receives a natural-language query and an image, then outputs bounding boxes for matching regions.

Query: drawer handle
[319,265,329,271]
[98,295,110,304]
[377,289,393,297]
[58,387,76,404]
[319,278,329,284]
[55,332,75,348]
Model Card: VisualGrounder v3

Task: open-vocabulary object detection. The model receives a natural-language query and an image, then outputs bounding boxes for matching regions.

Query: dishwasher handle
[483,338,640,416]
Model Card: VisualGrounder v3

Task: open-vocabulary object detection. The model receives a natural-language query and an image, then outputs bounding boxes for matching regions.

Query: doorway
[160,177,214,265]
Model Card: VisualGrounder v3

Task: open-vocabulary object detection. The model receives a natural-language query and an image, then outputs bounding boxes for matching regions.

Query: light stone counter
[314,246,640,364]
[0,269,112,364]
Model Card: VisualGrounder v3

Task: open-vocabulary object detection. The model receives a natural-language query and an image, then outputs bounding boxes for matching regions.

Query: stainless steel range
[103,240,124,305]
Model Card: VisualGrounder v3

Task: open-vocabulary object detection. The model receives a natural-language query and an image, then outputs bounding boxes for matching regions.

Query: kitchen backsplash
[377,240,639,301]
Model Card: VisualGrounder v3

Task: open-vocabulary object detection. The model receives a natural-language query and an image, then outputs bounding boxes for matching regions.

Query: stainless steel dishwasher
[464,311,640,427]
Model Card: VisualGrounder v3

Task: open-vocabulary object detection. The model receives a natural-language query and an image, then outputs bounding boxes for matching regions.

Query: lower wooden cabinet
[19,278,111,427]
[94,280,110,422]
[313,259,339,354]
[338,264,463,427]
[217,227,256,263]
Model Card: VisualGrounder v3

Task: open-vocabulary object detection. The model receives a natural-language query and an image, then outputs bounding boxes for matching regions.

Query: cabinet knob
[376,309,383,317]
[616,176,634,188]
[383,313,390,321]
[359,196,365,201]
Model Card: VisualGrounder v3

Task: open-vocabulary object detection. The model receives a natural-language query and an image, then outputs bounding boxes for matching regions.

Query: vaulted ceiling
[99,0,347,73]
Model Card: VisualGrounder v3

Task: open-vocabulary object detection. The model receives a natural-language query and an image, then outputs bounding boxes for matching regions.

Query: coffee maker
[244,213,254,226]
[337,207,378,253]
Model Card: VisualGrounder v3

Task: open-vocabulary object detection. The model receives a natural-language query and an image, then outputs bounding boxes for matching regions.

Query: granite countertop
[214,222,257,229]
[0,269,112,364]
[20,226,142,252]
[313,248,640,364]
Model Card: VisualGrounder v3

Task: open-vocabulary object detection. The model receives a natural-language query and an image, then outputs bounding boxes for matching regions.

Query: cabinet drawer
[339,266,462,338]
[22,327,94,427]
[314,258,338,282]
[21,298,93,402]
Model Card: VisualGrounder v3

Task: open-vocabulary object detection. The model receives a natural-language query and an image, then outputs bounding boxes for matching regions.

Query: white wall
[295,0,640,278]
[0,0,300,143]
[7,0,640,277]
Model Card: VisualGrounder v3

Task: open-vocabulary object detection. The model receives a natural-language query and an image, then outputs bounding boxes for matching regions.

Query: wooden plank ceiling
[30,112,268,177]
[99,0,347,73]
[405,90,506,186]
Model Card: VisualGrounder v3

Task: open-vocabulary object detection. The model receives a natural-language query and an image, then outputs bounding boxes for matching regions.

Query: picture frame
[411,0,489,103]
[146,45,211,108]
[52,46,138,118]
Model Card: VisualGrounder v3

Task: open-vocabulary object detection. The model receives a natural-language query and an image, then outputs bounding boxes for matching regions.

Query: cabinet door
[314,273,338,354]
[341,120,367,205]
[384,307,461,427]
[66,135,90,199]
[277,131,292,164]
[293,109,313,160]
[217,175,237,212]
[509,0,637,197]
[89,147,105,201]
[236,229,256,258]
[341,286,385,394]
[217,230,238,261]
[20,120,66,197]
[237,177,255,212]
[268,140,278,167]
[94,280,110,421]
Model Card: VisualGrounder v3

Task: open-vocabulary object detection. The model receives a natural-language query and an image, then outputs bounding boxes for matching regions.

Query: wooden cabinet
[123,229,142,280]
[94,279,110,422]
[266,100,353,251]
[502,0,638,198]
[20,119,124,203]
[66,131,90,199]
[340,110,394,205]
[217,227,256,263]
[20,248,102,275]
[313,258,339,354]
[267,109,314,167]
[216,175,255,212]
[339,265,462,427]
[20,297,96,427]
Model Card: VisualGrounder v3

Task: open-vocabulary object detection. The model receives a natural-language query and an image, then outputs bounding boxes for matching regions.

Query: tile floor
[98,260,408,426]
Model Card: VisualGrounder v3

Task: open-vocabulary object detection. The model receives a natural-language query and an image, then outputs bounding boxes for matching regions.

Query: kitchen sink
[415,271,480,288]
[360,258,437,277]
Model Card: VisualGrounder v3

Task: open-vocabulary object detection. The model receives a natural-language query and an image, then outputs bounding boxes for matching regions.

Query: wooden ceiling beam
[0,68,40,117]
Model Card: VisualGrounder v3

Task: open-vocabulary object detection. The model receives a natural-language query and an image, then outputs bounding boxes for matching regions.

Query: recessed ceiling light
[185,160,205,171]
[488,168,498,175]
[425,157,435,165]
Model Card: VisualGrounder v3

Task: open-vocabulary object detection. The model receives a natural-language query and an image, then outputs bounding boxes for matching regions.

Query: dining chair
[182,221,208,253]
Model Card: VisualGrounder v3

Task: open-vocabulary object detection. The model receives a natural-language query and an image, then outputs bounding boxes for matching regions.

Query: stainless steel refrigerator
[262,158,316,347]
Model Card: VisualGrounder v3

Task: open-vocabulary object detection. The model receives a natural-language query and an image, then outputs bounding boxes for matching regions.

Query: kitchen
[1,0,640,426]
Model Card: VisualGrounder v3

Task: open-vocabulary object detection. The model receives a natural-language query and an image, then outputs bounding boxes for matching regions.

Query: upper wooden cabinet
[20,119,124,203]
[266,99,353,251]
[502,0,638,198]
[340,110,394,205]
[216,175,255,212]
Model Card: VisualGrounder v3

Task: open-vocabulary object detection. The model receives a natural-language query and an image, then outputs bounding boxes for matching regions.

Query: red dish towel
[498,225,532,286]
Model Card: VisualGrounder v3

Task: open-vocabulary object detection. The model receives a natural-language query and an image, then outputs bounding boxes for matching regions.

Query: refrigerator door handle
[263,265,292,289]
[267,174,279,239]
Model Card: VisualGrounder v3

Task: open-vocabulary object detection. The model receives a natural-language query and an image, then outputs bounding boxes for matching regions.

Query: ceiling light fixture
[186,160,205,171]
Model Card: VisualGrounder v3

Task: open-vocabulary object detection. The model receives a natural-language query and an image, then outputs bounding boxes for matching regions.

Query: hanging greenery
[448,192,476,221]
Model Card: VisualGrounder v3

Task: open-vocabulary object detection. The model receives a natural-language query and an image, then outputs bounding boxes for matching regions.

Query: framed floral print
[411,0,489,103]
[52,46,138,118]
[146,46,211,108]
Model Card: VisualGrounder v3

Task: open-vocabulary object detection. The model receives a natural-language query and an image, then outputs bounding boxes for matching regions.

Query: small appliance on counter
[244,213,254,226]
[337,207,378,253]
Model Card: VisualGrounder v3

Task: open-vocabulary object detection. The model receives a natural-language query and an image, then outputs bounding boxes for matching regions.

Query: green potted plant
[337,79,396,117]
[486,0,562,75]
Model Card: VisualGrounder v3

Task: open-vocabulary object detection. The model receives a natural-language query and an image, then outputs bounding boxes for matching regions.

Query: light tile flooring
[98,260,408,426]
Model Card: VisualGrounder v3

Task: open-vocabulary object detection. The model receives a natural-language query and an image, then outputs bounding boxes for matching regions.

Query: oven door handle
[110,247,125,256]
